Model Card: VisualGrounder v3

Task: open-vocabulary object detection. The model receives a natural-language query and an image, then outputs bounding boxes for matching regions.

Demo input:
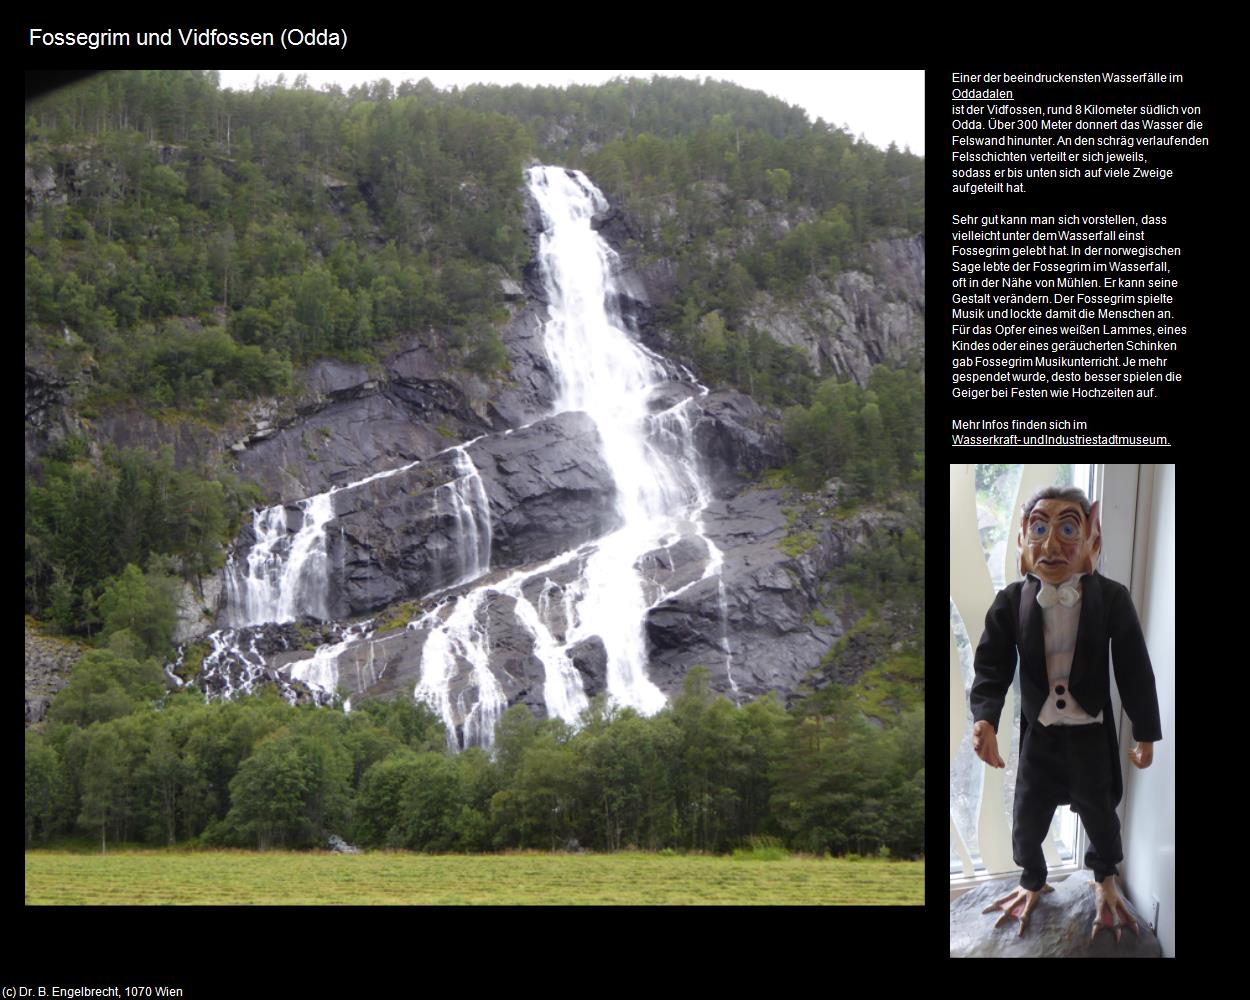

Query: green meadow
[25,850,923,905]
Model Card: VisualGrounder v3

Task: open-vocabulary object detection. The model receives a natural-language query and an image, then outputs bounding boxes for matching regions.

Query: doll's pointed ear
[1088,500,1103,566]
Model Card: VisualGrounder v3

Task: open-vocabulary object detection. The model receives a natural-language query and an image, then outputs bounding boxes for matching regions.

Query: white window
[949,463,1095,884]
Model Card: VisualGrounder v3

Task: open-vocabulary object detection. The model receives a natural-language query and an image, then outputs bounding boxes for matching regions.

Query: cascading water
[383,166,733,746]
[203,165,735,748]
[289,620,377,698]
[226,492,336,626]
[525,165,731,712]
[435,447,493,588]
[222,444,489,629]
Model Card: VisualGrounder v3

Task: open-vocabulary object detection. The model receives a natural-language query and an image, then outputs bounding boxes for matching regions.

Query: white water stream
[209,166,734,745]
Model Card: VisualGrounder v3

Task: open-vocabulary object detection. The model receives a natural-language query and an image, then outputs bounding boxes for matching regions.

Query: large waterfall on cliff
[209,166,730,748]
[524,165,722,712]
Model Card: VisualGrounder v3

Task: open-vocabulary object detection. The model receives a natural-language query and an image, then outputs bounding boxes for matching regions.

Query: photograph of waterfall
[25,69,924,905]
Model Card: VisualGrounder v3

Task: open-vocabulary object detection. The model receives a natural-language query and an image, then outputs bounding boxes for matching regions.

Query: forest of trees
[25,71,531,412]
[784,364,925,500]
[25,71,923,413]
[26,665,922,858]
[25,439,259,635]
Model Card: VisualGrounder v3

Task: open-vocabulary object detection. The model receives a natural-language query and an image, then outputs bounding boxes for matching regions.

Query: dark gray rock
[646,381,700,414]
[218,322,556,505]
[321,452,475,617]
[642,487,850,702]
[636,535,711,606]
[479,591,548,717]
[468,412,619,570]
[567,637,608,699]
[235,357,490,503]
[304,359,376,399]
[637,256,680,304]
[173,575,224,645]
[742,235,925,384]
[25,164,64,207]
[518,559,584,643]
[25,696,52,727]
[25,622,84,729]
[25,364,88,468]
[187,621,336,706]
[590,204,640,244]
[950,872,1162,958]
[690,391,788,489]
[92,405,234,477]
[492,302,558,426]
[340,625,431,701]
[255,412,618,620]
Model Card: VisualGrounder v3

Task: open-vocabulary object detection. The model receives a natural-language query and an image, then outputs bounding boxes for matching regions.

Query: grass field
[25,850,923,905]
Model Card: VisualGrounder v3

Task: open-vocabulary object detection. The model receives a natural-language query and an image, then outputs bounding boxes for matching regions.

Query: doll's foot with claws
[1090,876,1139,943]
[982,883,1053,936]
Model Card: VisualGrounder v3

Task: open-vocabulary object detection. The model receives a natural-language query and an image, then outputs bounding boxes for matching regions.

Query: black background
[24,25,1214,975]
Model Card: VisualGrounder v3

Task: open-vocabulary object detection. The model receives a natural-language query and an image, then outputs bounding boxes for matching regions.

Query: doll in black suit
[969,486,1162,940]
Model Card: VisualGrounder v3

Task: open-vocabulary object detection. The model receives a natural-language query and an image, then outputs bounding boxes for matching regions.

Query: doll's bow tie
[1036,581,1081,608]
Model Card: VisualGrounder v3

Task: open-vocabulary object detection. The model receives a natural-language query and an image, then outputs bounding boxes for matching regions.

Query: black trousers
[1012,721,1122,891]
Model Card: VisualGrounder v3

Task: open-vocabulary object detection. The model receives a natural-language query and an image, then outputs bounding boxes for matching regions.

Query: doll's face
[1019,498,1101,584]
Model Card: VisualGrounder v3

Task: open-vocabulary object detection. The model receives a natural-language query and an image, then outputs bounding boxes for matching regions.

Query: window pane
[950,463,1091,879]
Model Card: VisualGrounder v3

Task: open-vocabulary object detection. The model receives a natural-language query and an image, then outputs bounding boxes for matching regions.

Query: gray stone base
[950,872,1163,958]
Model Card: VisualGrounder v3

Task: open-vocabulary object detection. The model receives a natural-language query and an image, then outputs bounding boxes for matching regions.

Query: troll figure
[969,485,1162,942]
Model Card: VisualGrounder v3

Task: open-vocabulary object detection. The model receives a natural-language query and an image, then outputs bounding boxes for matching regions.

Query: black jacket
[970,571,1163,803]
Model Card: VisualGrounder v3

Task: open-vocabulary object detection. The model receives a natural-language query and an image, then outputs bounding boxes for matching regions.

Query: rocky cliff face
[28,172,919,735]
[25,362,88,470]
[594,189,925,387]
[314,411,619,619]
[24,300,560,506]
[194,477,911,731]
[743,235,926,383]
[228,308,560,504]
[25,621,84,728]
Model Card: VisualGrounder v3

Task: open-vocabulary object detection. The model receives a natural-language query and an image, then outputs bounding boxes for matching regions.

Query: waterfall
[438,447,493,588]
[225,492,336,626]
[223,448,490,628]
[393,167,731,745]
[511,166,725,712]
[210,165,731,749]
[289,620,376,700]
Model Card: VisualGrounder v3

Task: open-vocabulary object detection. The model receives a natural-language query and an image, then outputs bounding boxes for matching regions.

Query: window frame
[949,463,1119,891]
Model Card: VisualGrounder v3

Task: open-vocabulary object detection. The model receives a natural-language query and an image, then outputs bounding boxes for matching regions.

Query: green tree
[77,725,127,852]
[95,564,180,657]
[393,752,470,851]
[225,726,352,849]
[136,717,191,845]
[670,667,740,851]
[764,167,791,204]
[354,697,446,753]
[25,731,68,845]
[354,750,420,846]
[225,734,305,849]
[48,649,164,727]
